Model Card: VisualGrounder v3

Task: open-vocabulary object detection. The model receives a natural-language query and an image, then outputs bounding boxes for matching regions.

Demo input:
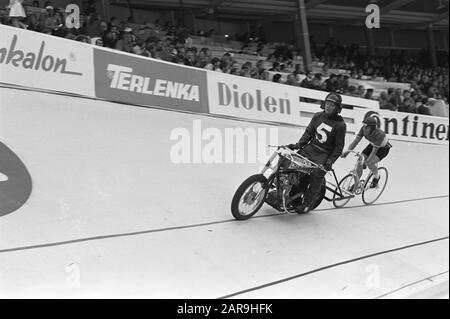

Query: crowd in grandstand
[3,0,449,116]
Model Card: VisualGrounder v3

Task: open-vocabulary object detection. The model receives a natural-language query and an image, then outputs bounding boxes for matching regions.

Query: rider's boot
[295,189,316,214]
[294,197,311,214]
[295,205,310,214]
[295,203,311,214]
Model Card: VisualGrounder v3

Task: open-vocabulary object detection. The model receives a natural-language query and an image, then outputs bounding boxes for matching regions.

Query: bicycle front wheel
[362,167,388,205]
[333,173,357,208]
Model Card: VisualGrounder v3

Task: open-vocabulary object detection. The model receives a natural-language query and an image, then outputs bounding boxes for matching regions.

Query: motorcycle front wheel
[231,174,268,220]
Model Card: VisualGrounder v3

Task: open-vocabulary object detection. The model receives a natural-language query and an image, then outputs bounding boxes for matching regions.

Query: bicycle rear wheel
[362,167,388,205]
[333,173,357,208]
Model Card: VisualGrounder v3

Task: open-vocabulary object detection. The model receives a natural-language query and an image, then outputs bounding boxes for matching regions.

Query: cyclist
[341,116,392,188]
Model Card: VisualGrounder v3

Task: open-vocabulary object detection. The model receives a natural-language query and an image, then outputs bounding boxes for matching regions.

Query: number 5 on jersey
[316,123,332,143]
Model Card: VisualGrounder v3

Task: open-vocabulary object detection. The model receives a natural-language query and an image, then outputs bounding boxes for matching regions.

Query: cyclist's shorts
[362,144,390,161]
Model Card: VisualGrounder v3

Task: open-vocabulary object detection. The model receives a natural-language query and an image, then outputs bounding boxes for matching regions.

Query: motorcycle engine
[280,172,299,187]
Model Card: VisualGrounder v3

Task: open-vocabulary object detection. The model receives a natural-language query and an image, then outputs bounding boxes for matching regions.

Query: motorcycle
[231,145,327,220]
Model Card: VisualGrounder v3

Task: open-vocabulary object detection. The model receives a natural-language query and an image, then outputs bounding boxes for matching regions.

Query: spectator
[43,6,60,32]
[160,43,178,62]
[260,70,270,81]
[51,8,66,36]
[387,87,394,101]
[243,61,253,69]
[103,25,120,48]
[134,26,148,43]
[85,13,103,37]
[324,73,338,92]
[341,75,350,92]
[322,64,331,77]
[427,97,448,117]
[364,88,374,100]
[239,66,251,78]
[399,90,416,113]
[356,85,365,97]
[310,73,324,91]
[285,74,297,86]
[27,3,44,31]
[195,50,209,68]
[219,60,229,73]
[256,60,266,77]
[99,21,108,35]
[379,92,396,111]
[300,72,314,89]
[229,68,239,76]
[427,81,439,98]
[90,37,104,46]
[417,98,432,115]
[346,85,358,97]
[418,74,431,93]
[8,0,27,29]
[149,39,164,59]
[204,57,221,71]
[176,46,186,60]
[183,48,197,66]
[269,62,281,72]
[250,68,259,79]
[220,52,232,64]
[292,64,302,77]
[75,34,89,43]
[389,88,403,110]
[115,27,135,53]
[272,73,282,83]
[107,16,119,30]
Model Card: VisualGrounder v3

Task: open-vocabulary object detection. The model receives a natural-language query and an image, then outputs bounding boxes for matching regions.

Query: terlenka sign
[106,64,200,101]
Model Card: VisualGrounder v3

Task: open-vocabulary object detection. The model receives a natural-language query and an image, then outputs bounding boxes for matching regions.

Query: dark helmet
[363,116,378,127]
[321,92,343,114]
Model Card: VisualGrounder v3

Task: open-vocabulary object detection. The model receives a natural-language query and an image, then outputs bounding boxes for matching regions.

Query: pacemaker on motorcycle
[230,145,388,220]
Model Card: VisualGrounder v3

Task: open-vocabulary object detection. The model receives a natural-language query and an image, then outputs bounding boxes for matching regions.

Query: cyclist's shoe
[370,177,380,188]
